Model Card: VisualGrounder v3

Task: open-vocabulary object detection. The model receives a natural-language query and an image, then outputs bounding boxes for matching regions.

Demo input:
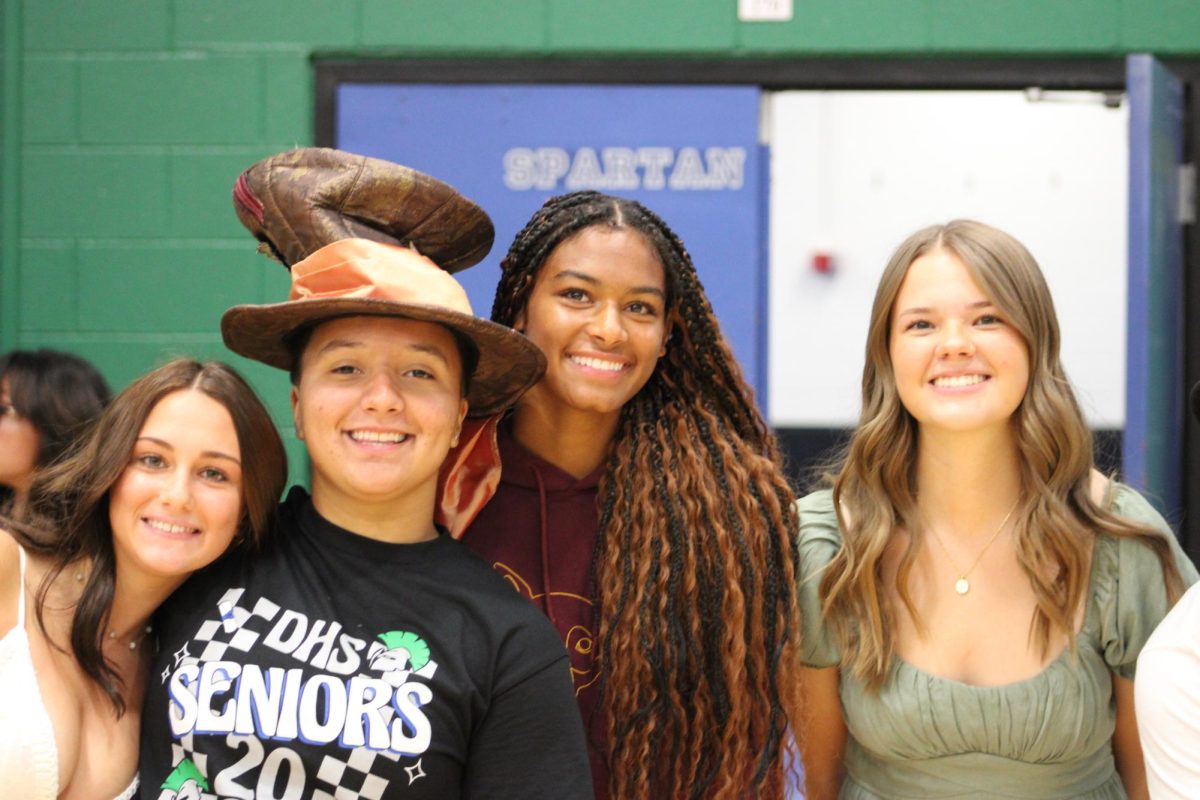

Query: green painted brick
[549,0,736,52]
[929,0,1119,52]
[9,336,224,394]
[1120,0,1200,51]
[80,56,264,145]
[22,58,78,143]
[211,354,297,438]
[170,151,280,238]
[265,53,312,146]
[10,329,304,491]
[282,435,312,491]
[18,243,77,332]
[361,0,547,49]
[174,0,356,47]
[22,152,169,238]
[23,0,170,51]
[738,0,931,53]
[77,245,260,333]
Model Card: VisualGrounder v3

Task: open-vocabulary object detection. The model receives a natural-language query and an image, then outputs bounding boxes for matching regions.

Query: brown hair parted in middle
[8,358,288,715]
[493,191,803,799]
[822,219,1187,689]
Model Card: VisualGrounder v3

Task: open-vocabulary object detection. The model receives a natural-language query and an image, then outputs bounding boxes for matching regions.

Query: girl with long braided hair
[440,190,803,798]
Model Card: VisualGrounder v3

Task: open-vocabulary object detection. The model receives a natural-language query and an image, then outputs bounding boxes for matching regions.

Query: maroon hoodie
[459,419,608,799]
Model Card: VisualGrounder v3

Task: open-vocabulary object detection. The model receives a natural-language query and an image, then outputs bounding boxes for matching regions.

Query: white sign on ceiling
[738,0,793,22]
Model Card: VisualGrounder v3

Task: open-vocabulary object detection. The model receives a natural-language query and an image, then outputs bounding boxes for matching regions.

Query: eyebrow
[896,300,994,317]
[316,338,451,365]
[137,436,241,465]
[550,269,666,300]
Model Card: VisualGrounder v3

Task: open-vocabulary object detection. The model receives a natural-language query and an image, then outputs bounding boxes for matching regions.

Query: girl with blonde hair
[798,219,1196,799]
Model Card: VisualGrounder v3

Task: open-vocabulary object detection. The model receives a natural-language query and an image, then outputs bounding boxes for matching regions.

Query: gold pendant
[955,578,970,595]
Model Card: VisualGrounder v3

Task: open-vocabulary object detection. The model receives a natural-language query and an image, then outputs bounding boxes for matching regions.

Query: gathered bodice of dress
[795,486,1200,800]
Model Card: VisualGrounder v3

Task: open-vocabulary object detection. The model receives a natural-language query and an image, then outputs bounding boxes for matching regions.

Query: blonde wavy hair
[822,219,1185,689]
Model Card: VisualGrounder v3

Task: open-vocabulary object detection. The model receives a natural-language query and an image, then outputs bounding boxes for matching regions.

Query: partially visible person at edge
[1136,381,1200,799]
[139,149,593,799]
[436,190,804,799]
[0,349,111,518]
[0,358,287,799]
[795,219,1197,799]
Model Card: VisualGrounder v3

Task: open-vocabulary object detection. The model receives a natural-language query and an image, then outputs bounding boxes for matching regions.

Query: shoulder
[1098,482,1195,582]
[438,539,561,633]
[1105,480,1171,530]
[0,530,19,631]
[437,540,570,688]
[795,489,843,567]
[793,489,845,667]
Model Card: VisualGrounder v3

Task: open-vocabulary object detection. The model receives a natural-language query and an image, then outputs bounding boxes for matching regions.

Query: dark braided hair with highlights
[493,191,803,799]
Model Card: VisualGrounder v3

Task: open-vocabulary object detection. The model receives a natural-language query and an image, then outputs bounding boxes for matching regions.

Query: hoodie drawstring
[531,461,556,626]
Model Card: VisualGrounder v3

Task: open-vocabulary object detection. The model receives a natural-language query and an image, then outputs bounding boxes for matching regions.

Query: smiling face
[291,316,468,522]
[108,389,244,588]
[515,226,669,426]
[888,247,1030,438]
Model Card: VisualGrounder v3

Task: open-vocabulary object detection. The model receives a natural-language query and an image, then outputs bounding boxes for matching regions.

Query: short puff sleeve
[1096,485,1199,680]
[795,489,843,668]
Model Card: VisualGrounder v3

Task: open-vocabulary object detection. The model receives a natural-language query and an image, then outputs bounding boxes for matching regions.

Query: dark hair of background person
[0,349,112,509]
[492,191,804,799]
[4,358,288,715]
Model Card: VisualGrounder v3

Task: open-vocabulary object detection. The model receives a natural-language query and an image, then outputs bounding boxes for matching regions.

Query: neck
[511,396,618,479]
[311,483,439,544]
[107,564,178,645]
[914,424,1023,536]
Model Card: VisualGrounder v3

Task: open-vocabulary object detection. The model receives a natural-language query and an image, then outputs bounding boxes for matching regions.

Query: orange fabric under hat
[288,240,474,312]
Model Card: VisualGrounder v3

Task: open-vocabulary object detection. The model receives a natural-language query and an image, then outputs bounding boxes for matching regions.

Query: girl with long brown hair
[441,190,804,799]
[797,219,1197,799]
[0,358,286,799]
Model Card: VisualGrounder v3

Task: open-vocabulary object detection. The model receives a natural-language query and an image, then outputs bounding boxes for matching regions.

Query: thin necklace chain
[106,624,154,652]
[923,498,1021,595]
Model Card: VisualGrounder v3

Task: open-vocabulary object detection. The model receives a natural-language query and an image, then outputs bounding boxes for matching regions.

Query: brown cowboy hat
[222,238,545,417]
[231,147,494,272]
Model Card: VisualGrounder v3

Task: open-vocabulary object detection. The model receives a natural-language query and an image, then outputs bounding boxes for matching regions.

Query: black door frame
[314,57,1200,559]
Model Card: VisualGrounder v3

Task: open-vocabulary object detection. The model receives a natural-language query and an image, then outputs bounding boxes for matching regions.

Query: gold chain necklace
[923,499,1020,595]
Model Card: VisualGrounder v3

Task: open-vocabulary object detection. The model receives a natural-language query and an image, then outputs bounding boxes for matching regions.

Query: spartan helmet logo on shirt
[367,630,438,686]
[157,758,208,800]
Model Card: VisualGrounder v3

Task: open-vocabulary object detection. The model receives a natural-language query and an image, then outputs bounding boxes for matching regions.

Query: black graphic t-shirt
[139,488,593,800]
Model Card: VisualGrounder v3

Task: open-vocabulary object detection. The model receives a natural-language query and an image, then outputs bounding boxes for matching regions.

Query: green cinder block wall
[4,0,1200,484]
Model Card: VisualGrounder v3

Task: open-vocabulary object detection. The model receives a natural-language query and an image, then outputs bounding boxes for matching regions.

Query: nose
[361,371,405,413]
[586,302,628,347]
[936,320,975,359]
[160,467,195,510]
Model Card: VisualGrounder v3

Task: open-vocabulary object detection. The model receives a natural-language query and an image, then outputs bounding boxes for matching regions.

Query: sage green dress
[797,485,1199,800]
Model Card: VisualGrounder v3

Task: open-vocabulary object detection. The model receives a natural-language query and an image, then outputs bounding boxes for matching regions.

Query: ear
[659,323,672,359]
[450,398,468,448]
[513,306,527,335]
[290,385,305,441]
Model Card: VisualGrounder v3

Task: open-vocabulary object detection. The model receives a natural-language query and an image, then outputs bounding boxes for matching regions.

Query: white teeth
[570,355,625,372]
[350,431,408,443]
[933,374,986,388]
[146,519,195,534]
